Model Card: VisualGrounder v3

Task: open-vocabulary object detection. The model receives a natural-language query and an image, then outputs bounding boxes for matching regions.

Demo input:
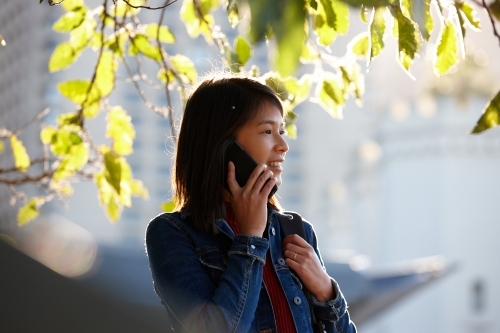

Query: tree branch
[470,0,500,46]
[115,0,178,10]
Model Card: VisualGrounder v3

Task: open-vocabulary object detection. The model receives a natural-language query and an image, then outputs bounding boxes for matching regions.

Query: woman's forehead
[251,102,284,125]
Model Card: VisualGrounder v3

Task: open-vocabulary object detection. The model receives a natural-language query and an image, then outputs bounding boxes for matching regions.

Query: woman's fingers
[226,161,241,195]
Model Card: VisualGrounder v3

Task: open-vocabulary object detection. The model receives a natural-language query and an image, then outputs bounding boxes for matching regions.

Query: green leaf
[227,0,240,27]
[234,36,252,65]
[313,8,337,46]
[285,123,297,139]
[50,129,82,156]
[102,148,122,195]
[319,0,349,34]
[457,2,481,31]
[130,34,162,61]
[145,23,175,43]
[300,42,320,63]
[470,90,500,134]
[106,106,135,156]
[17,197,44,226]
[0,141,4,153]
[161,200,176,212]
[131,179,149,199]
[282,75,312,109]
[48,42,78,73]
[58,79,94,104]
[106,196,122,222]
[57,112,81,127]
[61,0,85,11]
[54,142,89,180]
[180,0,214,42]
[434,20,459,76]
[69,18,96,51]
[10,135,30,172]
[490,0,500,21]
[412,0,434,41]
[317,76,345,119]
[94,51,116,98]
[369,6,386,65]
[170,54,198,84]
[40,127,56,144]
[391,5,422,73]
[349,32,369,58]
[111,0,143,17]
[275,0,307,76]
[360,5,369,23]
[52,7,86,32]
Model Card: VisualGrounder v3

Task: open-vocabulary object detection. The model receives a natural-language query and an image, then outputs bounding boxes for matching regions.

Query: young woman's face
[235,102,289,186]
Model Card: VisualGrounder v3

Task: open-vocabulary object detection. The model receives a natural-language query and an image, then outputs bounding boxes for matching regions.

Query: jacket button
[250,245,255,249]
[271,227,276,236]
[278,258,286,265]
[294,296,302,305]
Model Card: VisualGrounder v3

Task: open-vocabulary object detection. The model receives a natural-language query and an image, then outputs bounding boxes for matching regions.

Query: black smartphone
[223,141,278,199]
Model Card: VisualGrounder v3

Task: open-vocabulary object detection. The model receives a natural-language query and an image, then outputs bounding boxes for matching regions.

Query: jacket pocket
[198,246,227,284]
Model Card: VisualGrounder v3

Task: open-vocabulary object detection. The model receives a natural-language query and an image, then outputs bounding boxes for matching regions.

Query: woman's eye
[279,130,285,135]
[265,130,272,134]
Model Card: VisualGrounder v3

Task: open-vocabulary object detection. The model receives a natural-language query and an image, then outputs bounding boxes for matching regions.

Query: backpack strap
[277,211,324,333]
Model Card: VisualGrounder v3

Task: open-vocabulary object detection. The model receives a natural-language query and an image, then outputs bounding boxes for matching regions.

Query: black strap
[277,212,323,333]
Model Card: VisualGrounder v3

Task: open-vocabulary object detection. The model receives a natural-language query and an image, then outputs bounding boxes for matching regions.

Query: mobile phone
[223,141,278,199]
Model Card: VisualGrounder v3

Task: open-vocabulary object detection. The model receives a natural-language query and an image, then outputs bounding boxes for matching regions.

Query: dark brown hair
[173,75,283,233]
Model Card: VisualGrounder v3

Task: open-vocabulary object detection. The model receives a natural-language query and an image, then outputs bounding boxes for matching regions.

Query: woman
[146,75,356,333]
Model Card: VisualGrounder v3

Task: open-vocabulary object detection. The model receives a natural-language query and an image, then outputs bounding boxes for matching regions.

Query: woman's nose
[277,135,289,153]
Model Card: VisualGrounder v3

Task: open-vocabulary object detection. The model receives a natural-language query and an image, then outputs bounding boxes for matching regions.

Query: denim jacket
[146,208,357,333]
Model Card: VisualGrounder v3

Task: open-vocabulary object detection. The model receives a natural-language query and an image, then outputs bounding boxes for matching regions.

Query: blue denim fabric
[146,209,357,333]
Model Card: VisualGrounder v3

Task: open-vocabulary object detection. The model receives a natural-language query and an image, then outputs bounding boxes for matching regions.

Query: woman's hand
[227,161,277,237]
[282,234,336,302]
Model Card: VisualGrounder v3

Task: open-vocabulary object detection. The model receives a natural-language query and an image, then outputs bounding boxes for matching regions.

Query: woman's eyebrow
[257,120,283,126]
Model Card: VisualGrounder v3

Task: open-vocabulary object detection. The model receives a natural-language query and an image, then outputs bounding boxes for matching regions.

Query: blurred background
[1,1,500,332]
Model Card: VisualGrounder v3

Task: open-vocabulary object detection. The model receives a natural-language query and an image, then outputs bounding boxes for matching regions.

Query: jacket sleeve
[146,215,268,333]
[303,220,357,333]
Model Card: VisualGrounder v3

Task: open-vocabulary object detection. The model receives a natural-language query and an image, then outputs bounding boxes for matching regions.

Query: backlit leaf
[391,5,422,73]
[131,179,149,199]
[130,34,162,61]
[49,42,78,72]
[360,5,369,23]
[17,197,44,226]
[102,147,122,194]
[145,23,175,43]
[434,20,459,76]
[161,200,176,212]
[111,0,142,17]
[170,54,198,84]
[227,0,240,27]
[0,141,4,154]
[369,6,386,65]
[457,2,481,31]
[94,51,116,98]
[54,142,89,180]
[282,75,312,109]
[53,7,86,32]
[470,90,500,134]
[300,41,320,63]
[180,0,214,42]
[69,18,96,51]
[349,32,369,58]
[61,0,85,11]
[234,36,252,65]
[40,127,56,144]
[58,79,94,104]
[106,106,135,156]
[11,135,30,172]
[285,123,297,139]
[317,76,345,119]
[412,0,434,41]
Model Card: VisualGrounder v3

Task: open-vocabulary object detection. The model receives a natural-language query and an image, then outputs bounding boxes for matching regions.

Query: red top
[225,203,296,333]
